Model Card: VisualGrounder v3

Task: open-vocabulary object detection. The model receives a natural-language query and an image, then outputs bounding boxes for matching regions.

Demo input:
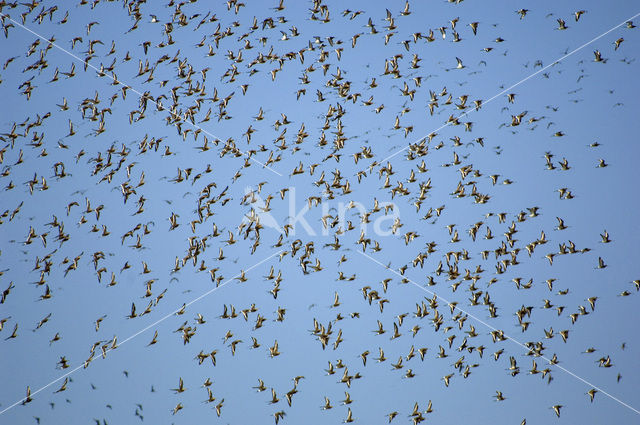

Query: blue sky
[1,0,639,424]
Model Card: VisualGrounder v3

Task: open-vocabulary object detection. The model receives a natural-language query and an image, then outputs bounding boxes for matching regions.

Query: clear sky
[1,0,639,424]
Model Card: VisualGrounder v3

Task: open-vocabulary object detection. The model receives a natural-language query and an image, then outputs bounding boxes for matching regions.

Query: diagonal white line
[357,250,640,415]
[0,12,283,177]
[376,11,640,165]
[0,249,283,416]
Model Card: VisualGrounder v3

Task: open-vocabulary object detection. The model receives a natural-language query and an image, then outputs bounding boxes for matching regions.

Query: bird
[269,340,280,357]
[253,379,267,392]
[171,378,185,393]
[322,396,332,410]
[593,50,607,63]
[442,373,454,387]
[274,410,286,424]
[343,407,354,423]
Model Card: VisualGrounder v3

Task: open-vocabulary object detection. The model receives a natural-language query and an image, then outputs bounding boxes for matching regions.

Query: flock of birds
[0,0,639,424]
